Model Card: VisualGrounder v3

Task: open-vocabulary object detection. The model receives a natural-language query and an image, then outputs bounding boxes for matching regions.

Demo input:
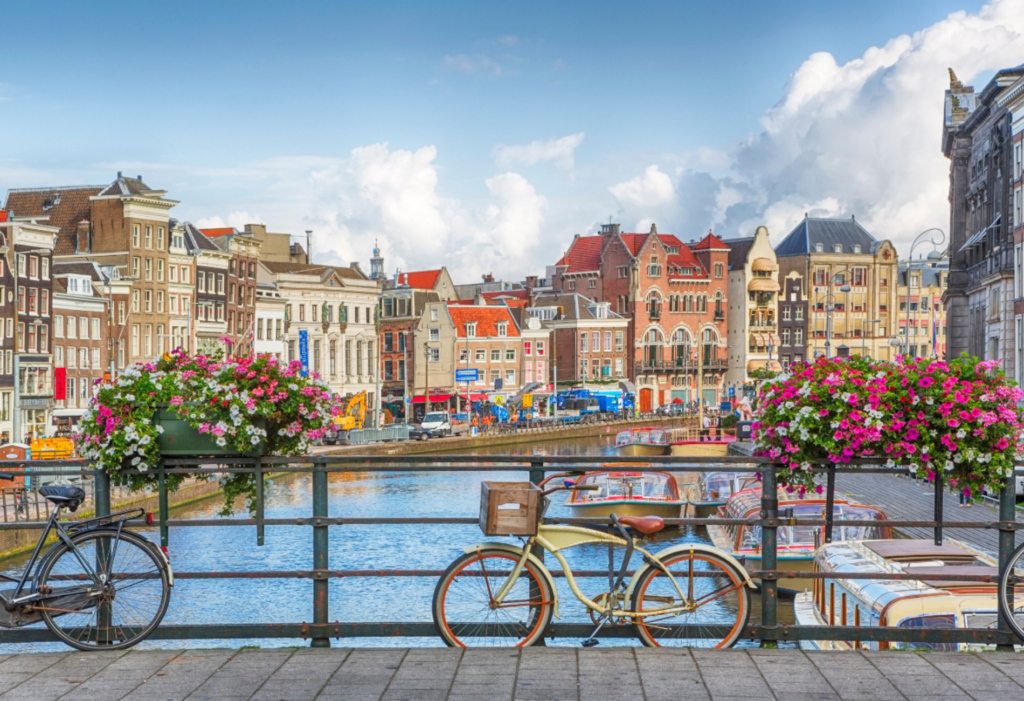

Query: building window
[589,278,596,289]
[615,331,623,352]
[145,290,152,313]
[132,225,140,248]
[568,280,576,290]
[41,258,49,280]
[157,227,165,250]
[145,226,152,249]
[79,316,89,340]
[491,349,501,362]
[714,263,724,278]
[157,259,165,281]
[54,315,64,338]
[28,288,37,314]
[466,322,477,337]
[476,349,486,362]
[505,349,516,362]
[536,341,544,356]
[497,322,507,337]
[157,291,165,313]
[524,341,532,356]
[429,327,440,341]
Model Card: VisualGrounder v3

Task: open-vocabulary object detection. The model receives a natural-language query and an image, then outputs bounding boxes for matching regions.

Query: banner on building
[54,368,66,400]
[299,330,309,377]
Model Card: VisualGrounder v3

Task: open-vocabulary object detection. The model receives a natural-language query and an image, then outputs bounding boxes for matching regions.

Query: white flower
[250,436,260,445]
[956,430,966,439]
[156,425,165,434]
[131,456,141,465]
[140,435,152,446]
[216,437,227,447]
[125,394,135,402]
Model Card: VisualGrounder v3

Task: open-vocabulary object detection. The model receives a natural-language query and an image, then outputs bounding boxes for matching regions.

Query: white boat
[565,469,686,519]
[614,428,670,456]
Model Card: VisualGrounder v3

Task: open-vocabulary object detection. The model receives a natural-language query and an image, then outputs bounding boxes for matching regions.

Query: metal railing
[0,455,1018,648]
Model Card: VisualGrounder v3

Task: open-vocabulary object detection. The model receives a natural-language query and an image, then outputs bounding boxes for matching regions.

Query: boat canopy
[724,490,890,548]
[697,472,757,502]
[615,428,669,447]
[570,471,680,503]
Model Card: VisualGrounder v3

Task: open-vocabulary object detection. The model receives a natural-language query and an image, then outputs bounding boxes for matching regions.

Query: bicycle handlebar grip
[0,473,14,481]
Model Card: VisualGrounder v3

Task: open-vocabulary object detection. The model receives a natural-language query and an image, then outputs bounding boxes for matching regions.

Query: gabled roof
[619,233,648,256]
[52,260,104,281]
[200,227,236,238]
[397,269,441,289]
[261,260,367,281]
[481,289,528,301]
[0,210,6,223]
[96,173,161,198]
[447,305,521,338]
[530,293,627,322]
[722,237,755,270]
[775,217,877,257]
[182,222,221,253]
[557,235,603,273]
[3,185,104,255]
[692,231,730,251]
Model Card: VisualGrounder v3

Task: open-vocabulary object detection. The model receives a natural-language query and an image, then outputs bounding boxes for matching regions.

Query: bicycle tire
[631,550,750,648]
[37,529,170,651]
[998,539,1024,641]
[433,548,553,647]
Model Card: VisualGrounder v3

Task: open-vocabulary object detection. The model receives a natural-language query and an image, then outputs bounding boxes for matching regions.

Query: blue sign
[728,386,735,397]
[299,330,309,377]
[720,401,731,411]
[456,368,479,382]
[494,378,503,390]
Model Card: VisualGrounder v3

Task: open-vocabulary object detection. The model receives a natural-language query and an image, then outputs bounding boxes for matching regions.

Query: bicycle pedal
[581,638,600,648]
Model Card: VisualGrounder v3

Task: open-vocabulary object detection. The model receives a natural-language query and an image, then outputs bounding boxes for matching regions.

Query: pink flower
[918,377,933,388]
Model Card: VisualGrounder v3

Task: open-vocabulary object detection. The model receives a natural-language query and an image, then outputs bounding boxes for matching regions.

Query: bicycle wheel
[38,530,170,651]
[433,548,553,647]
[631,550,750,648]
[998,540,1024,641]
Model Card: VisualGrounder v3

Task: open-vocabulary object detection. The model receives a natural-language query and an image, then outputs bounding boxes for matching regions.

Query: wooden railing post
[997,473,1016,651]
[759,464,778,647]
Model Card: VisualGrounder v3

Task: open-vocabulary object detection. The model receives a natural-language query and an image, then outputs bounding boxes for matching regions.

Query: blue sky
[2,0,1020,280]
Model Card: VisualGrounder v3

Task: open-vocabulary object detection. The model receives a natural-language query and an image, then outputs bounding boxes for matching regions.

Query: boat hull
[689,501,726,518]
[567,500,685,519]
[671,441,731,457]
[616,443,670,457]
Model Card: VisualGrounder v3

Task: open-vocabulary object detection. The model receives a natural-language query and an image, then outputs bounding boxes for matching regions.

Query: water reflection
[0,435,792,650]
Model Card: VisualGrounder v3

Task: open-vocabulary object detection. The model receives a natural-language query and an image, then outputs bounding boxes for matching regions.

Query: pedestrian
[959,489,971,508]
[701,414,710,442]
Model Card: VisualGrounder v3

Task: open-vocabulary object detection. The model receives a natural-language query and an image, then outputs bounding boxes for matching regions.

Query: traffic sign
[522,394,533,408]
[728,386,735,397]
[456,368,479,382]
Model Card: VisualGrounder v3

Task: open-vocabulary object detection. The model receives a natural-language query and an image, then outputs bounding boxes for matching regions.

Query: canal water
[1,434,793,651]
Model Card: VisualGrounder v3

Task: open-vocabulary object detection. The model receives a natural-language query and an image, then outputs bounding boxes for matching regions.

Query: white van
[420,411,452,437]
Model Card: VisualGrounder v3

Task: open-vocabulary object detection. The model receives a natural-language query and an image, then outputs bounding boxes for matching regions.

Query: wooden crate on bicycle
[479,482,542,536]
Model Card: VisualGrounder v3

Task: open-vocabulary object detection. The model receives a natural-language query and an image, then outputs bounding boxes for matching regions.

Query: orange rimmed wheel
[433,548,553,647]
[631,551,750,648]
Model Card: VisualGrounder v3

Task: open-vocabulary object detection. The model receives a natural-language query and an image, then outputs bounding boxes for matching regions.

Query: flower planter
[155,409,266,457]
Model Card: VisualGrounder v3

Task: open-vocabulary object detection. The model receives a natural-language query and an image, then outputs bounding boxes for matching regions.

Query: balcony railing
[634,358,728,372]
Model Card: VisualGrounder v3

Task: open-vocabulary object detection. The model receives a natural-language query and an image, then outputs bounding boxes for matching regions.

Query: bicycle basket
[479,482,542,536]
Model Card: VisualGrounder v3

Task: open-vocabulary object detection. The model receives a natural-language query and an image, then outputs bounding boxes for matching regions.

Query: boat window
[963,612,998,630]
[897,614,958,651]
[704,474,735,501]
[573,473,677,501]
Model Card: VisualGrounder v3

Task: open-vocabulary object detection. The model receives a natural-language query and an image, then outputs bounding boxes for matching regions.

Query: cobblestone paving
[1,648,1024,700]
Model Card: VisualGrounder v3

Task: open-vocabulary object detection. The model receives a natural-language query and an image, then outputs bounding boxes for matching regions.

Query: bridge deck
[1,647,1023,700]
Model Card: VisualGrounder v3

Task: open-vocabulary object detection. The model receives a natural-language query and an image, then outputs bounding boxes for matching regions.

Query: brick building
[553,223,729,411]
[776,272,808,367]
[202,228,261,356]
[1009,74,1024,387]
[528,293,627,387]
[52,263,108,416]
[183,223,229,356]
[379,285,441,418]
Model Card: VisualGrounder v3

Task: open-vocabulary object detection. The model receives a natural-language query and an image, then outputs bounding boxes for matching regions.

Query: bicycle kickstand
[582,613,610,648]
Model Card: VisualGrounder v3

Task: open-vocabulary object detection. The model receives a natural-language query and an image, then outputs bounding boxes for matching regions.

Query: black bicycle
[0,474,172,650]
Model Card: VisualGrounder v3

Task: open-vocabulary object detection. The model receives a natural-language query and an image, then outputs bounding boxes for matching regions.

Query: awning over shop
[459,393,489,401]
[619,380,637,394]
[751,257,778,272]
[747,359,783,373]
[748,278,780,292]
[410,394,453,404]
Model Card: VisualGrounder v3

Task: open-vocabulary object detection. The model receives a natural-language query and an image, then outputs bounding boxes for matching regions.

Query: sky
[2,0,1023,282]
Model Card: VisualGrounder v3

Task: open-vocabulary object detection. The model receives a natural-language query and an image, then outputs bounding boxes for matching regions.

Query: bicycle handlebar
[0,474,14,481]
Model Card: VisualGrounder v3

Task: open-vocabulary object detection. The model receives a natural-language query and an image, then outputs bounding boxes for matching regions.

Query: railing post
[997,474,1016,651]
[759,464,778,647]
[824,464,836,543]
[158,459,169,548]
[529,459,547,646]
[94,469,110,518]
[255,456,265,546]
[311,462,330,647]
[93,468,112,643]
[933,467,943,546]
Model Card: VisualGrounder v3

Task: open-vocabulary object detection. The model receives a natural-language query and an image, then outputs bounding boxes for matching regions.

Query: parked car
[408,425,436,441]
[656,403,685,417]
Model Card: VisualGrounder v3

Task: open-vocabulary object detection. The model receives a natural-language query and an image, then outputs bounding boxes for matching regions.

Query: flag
[932,297,938,357]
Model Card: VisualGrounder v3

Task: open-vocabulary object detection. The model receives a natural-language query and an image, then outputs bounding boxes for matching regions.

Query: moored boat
[565,469,686,519]
[707,489,892,595]
[686,472,758,518]
[615,428,671,456]
[794,539,1022,651]
[668,427,735,457]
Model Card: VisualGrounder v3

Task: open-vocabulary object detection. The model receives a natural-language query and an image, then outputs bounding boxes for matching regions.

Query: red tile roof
[558,236,603,272]
[481,289,527,301]
[200,227,235,238]
[620,233,648,256]
[692,231,730,250]
[3,185,105,255]
[447,305,521,338]
[0,211,6,223]
[397,269,442,289]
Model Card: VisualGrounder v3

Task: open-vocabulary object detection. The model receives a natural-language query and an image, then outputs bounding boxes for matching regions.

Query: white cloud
[496,35,519,47]
[443,54,503,77]
[609,165,675,208]
[195,211,261,230]
[494,133,585,171]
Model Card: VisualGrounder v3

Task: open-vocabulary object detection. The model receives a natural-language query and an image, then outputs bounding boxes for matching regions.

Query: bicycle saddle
[617,515,665,535]
[39,485,86,511]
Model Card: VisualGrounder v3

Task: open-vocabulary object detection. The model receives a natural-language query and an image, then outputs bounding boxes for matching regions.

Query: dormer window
[815,243,824,253]
[853,244,861,254]
[834,244,842,254]
[496,322,507,337]
[466,322,477,337]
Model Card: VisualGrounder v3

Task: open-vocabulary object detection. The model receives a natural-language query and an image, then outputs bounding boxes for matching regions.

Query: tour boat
[794,539,1022,651]
[668,426,736,457]
[706,488,892,595]
[565,469,686,519]
[687,471,759,518]
[614,428,671,456]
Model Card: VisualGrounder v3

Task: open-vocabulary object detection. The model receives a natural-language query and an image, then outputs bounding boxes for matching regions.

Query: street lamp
[902,228,946,357]
[865,318,880,358]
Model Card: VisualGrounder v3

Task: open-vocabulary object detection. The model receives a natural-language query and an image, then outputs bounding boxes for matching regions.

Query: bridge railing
[0,454,1018,648]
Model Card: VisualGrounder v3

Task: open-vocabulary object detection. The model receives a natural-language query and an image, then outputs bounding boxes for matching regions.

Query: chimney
[482,273,494,283]
[600,223,620,237]
[524,275,538,290]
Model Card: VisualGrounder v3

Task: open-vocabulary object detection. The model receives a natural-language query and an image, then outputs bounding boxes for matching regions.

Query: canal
[1,434,793,651]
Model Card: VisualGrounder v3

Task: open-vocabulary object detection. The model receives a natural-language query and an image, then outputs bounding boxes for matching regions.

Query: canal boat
[565,468,686,519]
[614,428,671,456]
[686,472,759,518]
[707,489,892,595]
[668,427,735,457]
[794,539,1023,651]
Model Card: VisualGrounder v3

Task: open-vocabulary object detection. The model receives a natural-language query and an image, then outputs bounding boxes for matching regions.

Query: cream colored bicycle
[432,477,754,648]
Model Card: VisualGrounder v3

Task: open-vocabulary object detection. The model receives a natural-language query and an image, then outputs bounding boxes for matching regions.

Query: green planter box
[154,408,266,457]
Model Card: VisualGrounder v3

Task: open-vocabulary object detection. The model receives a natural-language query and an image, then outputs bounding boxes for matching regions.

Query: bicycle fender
[624,543,757,602]
[462,542,560,619]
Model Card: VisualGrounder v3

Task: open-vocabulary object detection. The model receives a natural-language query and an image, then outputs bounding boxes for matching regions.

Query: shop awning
[459,393,489,401]
[748,278,780,292]
[410,394,453,404]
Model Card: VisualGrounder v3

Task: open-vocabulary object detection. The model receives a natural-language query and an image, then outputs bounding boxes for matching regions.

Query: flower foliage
[76,350,339,512]
[753,354,1024,499]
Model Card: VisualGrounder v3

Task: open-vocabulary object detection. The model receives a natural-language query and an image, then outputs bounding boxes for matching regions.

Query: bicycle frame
[488,523,692,621]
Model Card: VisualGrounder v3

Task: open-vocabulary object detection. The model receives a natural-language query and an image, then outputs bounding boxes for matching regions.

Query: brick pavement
[0,648,1021,700]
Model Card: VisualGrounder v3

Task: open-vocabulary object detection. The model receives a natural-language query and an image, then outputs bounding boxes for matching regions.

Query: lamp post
[402,331,408,421]
[866,318,880,358]
[902,228,946,358]
[423,343,432,418]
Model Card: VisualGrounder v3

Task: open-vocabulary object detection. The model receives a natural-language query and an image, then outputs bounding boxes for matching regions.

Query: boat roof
[724,488,860,519]
[814,540,1000,614]
[578,470,676,481]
